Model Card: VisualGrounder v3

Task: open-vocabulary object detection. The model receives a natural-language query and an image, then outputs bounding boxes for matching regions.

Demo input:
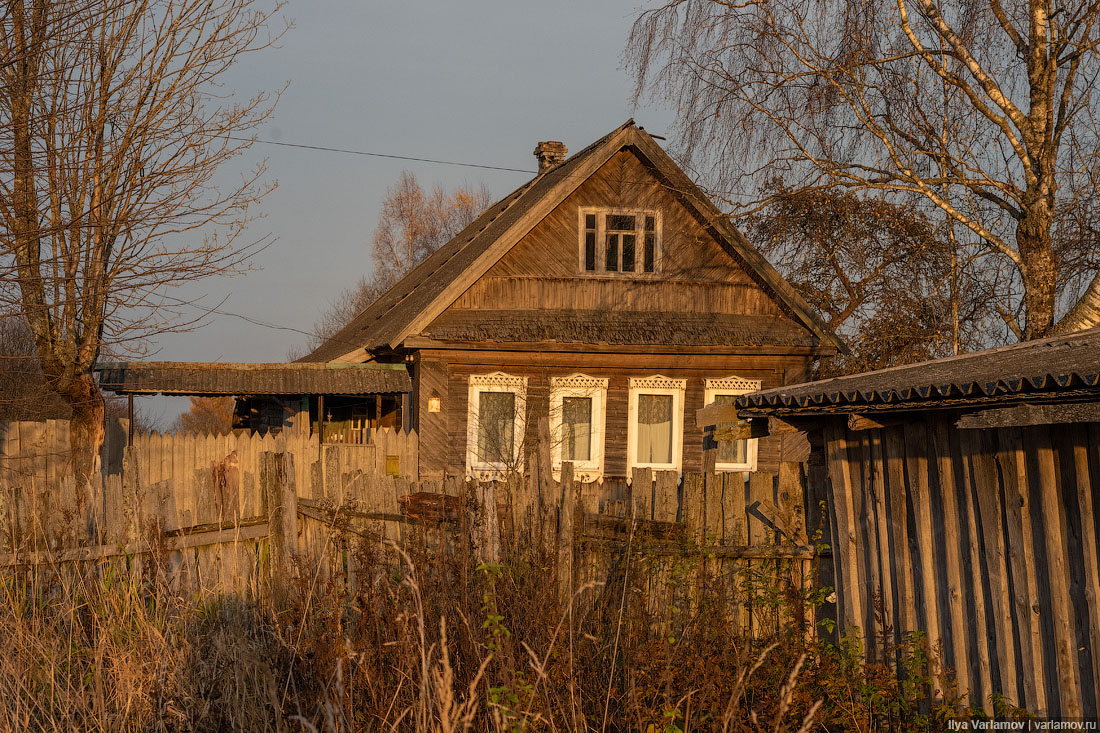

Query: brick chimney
[533,141,567,174]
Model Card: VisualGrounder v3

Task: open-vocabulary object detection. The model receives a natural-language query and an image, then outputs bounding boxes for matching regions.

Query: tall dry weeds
[0,518,982,731]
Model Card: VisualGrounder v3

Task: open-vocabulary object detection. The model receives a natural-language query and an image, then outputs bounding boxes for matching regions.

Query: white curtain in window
[561,396,592,461]
[636,393,673,464]
[478,391,515,464]
[713,394,748,464]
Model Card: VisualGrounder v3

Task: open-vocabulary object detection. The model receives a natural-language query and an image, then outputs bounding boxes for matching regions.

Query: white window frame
[704,376,762,472]
[466,372,527,478]
[549,374,608,483]
[627,375,686,475]
[577,207,662,276]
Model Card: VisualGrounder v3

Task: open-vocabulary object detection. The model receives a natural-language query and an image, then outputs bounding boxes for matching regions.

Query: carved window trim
[549,374,608,483]
[703,376,761,472]
[626,375,686,475]
[466,372,527,479]
[577,207,662,277]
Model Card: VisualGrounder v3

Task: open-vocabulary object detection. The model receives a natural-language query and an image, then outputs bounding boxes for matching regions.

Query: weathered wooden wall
[815,413,1100,717]
[415,349,811,481]
[476,148,776,291]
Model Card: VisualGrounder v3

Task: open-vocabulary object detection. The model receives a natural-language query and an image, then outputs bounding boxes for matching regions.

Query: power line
[229,134,753,200]
[158,294,364,355]
[228,136,536,175]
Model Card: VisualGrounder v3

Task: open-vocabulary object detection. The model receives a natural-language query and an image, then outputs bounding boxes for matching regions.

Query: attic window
[579,208,660,275]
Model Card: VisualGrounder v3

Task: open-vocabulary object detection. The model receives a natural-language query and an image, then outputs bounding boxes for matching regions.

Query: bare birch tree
[0,0,284,485]
[302,171,490,353]
[628,0,1100,340]
[747,187,1006,373]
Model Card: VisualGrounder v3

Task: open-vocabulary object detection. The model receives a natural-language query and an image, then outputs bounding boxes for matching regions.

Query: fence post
[122,446,145,544]
[536,417,554,552]
[470,480,500,564]
[558,461,575,602]
[261,451,298,580]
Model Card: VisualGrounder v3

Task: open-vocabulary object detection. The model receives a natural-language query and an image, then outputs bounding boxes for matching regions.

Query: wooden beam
[0,520,269,567]
[712,416,802,442]
[956,402,1100,429]
[846,413,904,431]
[696,402,740,427]
[404,336,830,357]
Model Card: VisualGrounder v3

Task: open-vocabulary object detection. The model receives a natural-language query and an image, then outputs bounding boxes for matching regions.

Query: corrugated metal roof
[737,327,1100,414]
[96,362,411,396]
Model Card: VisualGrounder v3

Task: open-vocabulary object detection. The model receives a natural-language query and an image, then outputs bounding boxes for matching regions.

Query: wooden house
[301,121,842,481]
[735,327,1100,716]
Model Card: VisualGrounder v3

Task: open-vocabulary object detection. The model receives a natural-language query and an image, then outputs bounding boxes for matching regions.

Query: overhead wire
[156,293,367,357]
[229,135,730,193]
[227,136,536,174]
[140,131,741,357]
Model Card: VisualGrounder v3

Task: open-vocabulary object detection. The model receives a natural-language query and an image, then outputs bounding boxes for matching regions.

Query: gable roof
[303,121,845,363]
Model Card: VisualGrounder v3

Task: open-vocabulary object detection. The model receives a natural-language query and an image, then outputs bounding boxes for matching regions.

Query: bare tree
[628,0,1100,340]
[173,396,234,435]
[301,171,491,353]
[747,187,1005,373]
[0,314,69,420]
[0,0,284,486]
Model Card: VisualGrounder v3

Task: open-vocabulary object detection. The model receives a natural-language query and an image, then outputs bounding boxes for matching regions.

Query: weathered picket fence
[0,418,817,633]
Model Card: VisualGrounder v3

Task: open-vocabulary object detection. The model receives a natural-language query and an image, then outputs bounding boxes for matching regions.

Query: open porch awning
[95,361,411,396]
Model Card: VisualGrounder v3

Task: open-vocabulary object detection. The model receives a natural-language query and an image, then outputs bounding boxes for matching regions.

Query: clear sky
[148,1,674,374]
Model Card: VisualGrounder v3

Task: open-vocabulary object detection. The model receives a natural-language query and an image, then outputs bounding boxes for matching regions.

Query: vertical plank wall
[819,415,1100,716]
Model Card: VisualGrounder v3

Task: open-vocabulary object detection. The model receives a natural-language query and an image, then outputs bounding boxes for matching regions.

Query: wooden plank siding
[810,412,1100,716]
[420,348,810,480]
[401,147,822,482]
[480,149,762,285]
[450,277,780,315]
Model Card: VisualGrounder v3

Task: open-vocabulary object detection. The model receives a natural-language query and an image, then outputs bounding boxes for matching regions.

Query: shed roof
[96,361,411,396]
[737,327,1100,415]
[302,120,844,362]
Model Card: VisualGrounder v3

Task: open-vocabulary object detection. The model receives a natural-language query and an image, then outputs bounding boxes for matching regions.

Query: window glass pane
[606,233,619,271]
[585,213,596,229]
[636,394,673,464]
[713,394,748,464]
[478,391,515,464]
[607,214,635,231]
[561,396,592,461]
[644,232,655,272]
[645,215,655,231]
[585,231,596,271]
[621,234,635,272]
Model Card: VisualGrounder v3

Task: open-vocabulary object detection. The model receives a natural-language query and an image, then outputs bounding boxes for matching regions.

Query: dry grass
[0,523,983,732]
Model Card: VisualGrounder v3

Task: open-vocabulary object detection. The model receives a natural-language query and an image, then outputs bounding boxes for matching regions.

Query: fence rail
[0,418,817,635]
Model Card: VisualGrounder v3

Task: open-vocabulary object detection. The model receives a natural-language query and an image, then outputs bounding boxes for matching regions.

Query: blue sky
[149,1,674,369]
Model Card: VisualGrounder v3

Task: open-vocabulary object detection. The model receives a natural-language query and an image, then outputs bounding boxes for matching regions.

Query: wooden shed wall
[415,349,811,481]
[815,414,1100,716]
[448,148,783,317]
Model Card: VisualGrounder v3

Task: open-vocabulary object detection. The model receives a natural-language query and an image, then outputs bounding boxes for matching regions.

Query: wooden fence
[0,419,416,588]
[812,414,1100,717]
[0,418,816,636]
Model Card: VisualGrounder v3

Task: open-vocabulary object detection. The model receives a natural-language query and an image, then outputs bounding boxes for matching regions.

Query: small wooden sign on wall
[385,455,400,476]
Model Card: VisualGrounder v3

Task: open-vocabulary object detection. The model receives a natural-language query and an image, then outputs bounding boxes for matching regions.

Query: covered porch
[95,361,413,445]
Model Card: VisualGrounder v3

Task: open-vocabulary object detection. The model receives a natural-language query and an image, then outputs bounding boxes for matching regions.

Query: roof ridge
[364,181,536,328]
[302,122,639,362]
